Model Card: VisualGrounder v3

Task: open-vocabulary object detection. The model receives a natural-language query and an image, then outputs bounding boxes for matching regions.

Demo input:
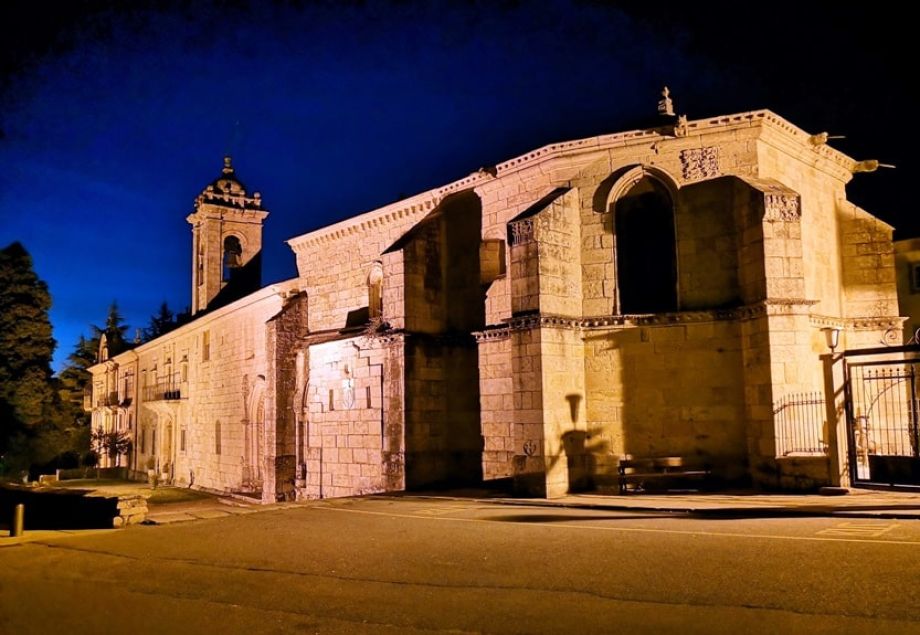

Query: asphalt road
[1,496,919,634]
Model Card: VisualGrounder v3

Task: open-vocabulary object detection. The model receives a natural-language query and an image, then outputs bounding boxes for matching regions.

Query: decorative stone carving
[523,439,538,456]
[680,147,720,180]
[508,219,534,246]
[764,193,802,221]
[673,114,689,138]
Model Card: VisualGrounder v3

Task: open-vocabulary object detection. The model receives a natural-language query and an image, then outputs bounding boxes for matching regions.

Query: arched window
[368,262,384,319]
[222,235,243,282]
[614,176,678,313]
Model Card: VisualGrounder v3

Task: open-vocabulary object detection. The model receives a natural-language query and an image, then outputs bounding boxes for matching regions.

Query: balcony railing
[94,391,121,408]
[144,381,184,402]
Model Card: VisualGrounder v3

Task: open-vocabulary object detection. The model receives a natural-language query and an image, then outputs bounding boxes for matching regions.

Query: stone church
[88,97,900,501]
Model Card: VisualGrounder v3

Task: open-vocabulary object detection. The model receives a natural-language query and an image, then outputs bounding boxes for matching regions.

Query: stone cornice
[288,198,440,251]
[472,326,511,342]
[186,206,269,225]
[810,314,905,331]
[287,109,859,251]
[495,300,823,334]
[758,119,856,184]
[846,315,906,331]
[808,314,847,329]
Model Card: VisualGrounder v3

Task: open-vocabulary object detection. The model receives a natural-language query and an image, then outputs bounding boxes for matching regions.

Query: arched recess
[607,166,679,314]
[222,234,243,282]
[245,375,266,488]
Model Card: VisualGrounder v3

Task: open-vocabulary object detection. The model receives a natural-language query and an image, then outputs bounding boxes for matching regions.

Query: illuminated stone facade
[88,107,901,500]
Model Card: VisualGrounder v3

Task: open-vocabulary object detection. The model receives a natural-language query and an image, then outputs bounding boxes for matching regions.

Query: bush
[82,450,99,468]
[58,450,80,469]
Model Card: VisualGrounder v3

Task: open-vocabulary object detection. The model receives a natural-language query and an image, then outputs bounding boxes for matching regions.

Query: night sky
[0,1,910,371]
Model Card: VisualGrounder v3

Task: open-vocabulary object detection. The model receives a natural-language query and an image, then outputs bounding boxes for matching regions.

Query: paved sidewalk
[145,497,291,525]
[416,487,920,520]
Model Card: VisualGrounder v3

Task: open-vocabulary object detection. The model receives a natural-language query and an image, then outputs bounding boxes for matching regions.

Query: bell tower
[187,157,269,315]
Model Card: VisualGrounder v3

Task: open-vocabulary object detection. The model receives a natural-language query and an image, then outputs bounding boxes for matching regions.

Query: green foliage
[0,242,59,461]
[0,242,94,478]
[82,450,99,468]
[91,428,132,462]
[93,301,130,356]
[144,301,176,342]
[0,242,57,433]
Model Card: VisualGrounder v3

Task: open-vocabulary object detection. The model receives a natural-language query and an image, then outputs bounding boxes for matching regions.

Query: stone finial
[223,156,233,173]
[658,86,675,117]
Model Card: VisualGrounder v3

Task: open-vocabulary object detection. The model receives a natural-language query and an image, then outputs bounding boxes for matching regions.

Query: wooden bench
[617,456,711,494]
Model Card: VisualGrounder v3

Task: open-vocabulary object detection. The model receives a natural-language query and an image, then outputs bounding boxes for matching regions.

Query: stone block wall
[403,336,482,488]
[100,287,289,496]
[302,337,391,499]
[290,199,437,333]
[840,204,899,321]
[477,334,515,480]
[536,190,582,317]
[536,325,587,496]
[676,178,741,309]
[584,320,747,482]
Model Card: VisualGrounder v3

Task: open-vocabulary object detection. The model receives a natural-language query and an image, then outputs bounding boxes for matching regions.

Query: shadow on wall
[401,190,486,489]
[208,250,263,312]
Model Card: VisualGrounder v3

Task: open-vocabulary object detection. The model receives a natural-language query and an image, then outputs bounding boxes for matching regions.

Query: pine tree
[143,301,176,341]
[57,335,97,425]
[92,301,130,356]
[0,242,58,461]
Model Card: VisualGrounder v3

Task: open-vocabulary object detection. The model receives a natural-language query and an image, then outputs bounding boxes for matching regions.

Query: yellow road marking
[817,522,899,538]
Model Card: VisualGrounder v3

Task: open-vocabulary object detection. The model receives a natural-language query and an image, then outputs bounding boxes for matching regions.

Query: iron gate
[844,345,920,487]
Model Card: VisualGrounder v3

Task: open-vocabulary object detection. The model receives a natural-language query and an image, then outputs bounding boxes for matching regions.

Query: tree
[56,334,96,457]
[91,428,132,466]
[0,242,58,455]
[93,301,130,357]
[143,301,176,341]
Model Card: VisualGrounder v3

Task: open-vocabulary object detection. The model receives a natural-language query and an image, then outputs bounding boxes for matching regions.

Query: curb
[377,493,920,520]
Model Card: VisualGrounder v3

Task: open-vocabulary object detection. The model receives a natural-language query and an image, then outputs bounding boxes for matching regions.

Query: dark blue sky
[0,2,910,371]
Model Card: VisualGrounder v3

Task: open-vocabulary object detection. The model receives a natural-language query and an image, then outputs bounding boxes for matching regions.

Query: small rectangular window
[151,429,157,455]
[202,331,210,362]
[140,428,145,453]
[328,389,335,412]
[180,429,187,453]
[215,421,221,455]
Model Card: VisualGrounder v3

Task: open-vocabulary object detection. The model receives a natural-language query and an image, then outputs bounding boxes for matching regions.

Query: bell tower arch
[187,156,269,315]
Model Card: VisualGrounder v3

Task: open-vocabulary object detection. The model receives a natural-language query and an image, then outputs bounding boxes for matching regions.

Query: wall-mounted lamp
[822,327,841,353]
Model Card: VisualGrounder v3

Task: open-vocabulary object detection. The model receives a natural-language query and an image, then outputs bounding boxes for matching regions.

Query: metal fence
[774,391,827,456]
[846,363,920,459]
